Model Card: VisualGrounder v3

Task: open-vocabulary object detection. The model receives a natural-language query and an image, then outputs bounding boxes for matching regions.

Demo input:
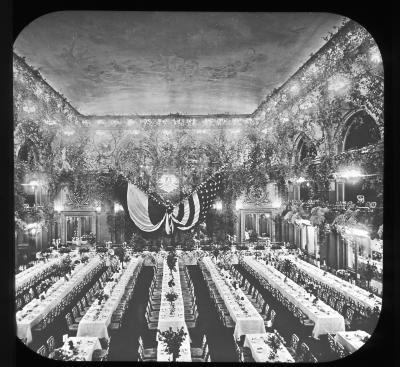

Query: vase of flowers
[167,251,177,276]
[157,327,187,362]
[165,290,178,313]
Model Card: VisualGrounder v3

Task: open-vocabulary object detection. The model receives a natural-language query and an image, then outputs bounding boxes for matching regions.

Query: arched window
[17,139,38,166]
[341,111,381,204]
[343,111,380,151]
[295,135,317,163]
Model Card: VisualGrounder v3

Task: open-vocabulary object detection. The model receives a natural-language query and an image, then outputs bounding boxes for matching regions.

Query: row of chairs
[145,261,165,329]
[327,333,349,359]
[110,262,142,333]
[65,266,115,335]
[286,333,318,362]
[275,259,367,325]
[239,262,316,334]
[230,266,277,331]
[179,264,199,328]
[199,262,235,329]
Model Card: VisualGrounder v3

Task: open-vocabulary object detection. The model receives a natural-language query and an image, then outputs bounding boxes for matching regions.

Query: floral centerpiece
[157,326,187,362]
[53,347,85,361]
[266,334,281,360]
[165,290,178,309]
[168,278,175,288]
[167,251,177,276]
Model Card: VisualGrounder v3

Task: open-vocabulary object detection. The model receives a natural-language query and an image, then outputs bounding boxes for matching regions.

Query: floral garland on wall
[13,20,383,244]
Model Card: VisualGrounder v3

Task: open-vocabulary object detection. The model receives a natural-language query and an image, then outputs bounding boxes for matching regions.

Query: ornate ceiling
[14,11,343,116]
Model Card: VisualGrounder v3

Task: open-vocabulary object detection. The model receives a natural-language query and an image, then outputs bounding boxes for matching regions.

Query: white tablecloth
[203,257,266,340]
[16,255,64,295]
[17,256,104,344]
[244,333,294,363]
[335,330,370,353]
[156,259,191,362]
[286,255,382,310]
[243,257,345,338]
[77,258,142,339]
[54,337,101,361]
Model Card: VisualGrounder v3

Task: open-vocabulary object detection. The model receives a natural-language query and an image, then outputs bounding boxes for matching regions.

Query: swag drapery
[127,172,222,234]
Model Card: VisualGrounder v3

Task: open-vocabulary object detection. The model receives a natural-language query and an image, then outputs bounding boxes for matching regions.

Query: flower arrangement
[165,290,178,304]
[53,347,85,361]
[157,326,187,362]
[266,334,281,360]
[96,246,108,253]
[81,254,89,263]
[167,251,177,275]
[59,246,71,254]
[79,246,90,254]
[168,278,175,288]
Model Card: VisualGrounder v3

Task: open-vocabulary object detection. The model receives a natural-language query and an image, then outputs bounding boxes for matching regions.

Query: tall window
[343,111,380,151]
[295,135,317,163]
[342,111,381,203]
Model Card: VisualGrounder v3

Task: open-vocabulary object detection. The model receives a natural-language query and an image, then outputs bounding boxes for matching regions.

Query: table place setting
[244,333,294,363]
[77,257,142,339]
[156,258,192,361]
[243,256,345,338]
[53,336,102,361]
[334,330,371,353]
[17,256,105,344]
[283,255,382,310]
[202,257,266,339]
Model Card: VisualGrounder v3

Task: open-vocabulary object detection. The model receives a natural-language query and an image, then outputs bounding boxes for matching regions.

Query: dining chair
[265,309,276,330]
[46,335,55,358]
[287,333,299,357]
[296,342,310,362]
[65,313,79,336]
[72,306,83,323]
[36,344,48,357]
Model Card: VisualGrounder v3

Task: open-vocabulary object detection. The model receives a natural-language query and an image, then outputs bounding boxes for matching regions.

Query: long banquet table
[77,257,143,340]
[244,333,295,363]
[16,256,105,344]
[334,330,370,353]
[202,257,266,340]
[54,337,102,361]
[242,256,345,338]
[284,255,382,310]
[16,255,66,296]
[156,259,191,362]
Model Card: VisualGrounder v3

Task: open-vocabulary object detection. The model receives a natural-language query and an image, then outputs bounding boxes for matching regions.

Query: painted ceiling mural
[14,11,343,115]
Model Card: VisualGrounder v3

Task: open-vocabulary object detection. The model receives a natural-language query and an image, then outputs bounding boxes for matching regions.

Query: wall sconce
[272,199,282,208]
[54,203,63,213]
[96,205,102,213]
[114,203,124,213]
[235,199,243,211]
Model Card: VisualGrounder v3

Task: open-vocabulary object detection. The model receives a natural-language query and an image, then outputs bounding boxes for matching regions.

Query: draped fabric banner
[126,171,223,234]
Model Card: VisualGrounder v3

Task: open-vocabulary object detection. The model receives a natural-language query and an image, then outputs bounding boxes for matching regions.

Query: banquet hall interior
[14,11,383,362]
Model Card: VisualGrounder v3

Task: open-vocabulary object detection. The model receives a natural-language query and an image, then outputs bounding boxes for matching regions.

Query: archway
[343,111,380,151]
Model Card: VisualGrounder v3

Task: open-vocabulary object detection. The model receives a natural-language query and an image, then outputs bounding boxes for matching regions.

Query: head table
[334,330,370,353]
[17,256,104,344]
[156,259,191,362]
[202,257,266,340]
[77,257,143,340]
[54,337,102,361]
[243,256,345,338]
[244,333,295,363]
[284,255,382,310]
